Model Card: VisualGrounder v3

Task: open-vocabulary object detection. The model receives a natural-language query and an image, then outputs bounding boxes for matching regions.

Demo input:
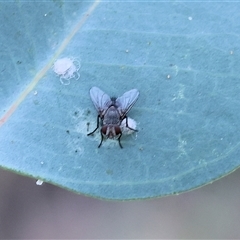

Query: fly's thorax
[103,106,121,125]
[101,124,122,139]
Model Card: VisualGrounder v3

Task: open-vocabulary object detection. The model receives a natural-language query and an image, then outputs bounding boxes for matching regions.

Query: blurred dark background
[0,167,240,239]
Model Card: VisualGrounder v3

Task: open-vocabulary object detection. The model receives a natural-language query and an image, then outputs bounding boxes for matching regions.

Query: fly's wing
[89,87,112,115]
[115,89,139,117]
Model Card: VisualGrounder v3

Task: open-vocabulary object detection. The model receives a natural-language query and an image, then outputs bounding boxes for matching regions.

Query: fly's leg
[117,133,123,148]
[87,115,100,135]
[88,115,104,148]
[98,132,104,148]
[124,116,138,132]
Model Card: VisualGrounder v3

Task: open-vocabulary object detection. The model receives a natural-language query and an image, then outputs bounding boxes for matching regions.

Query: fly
[87,86,139,148]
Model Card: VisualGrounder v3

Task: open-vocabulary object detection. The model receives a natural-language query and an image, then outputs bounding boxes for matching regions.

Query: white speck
[36,179,44,185]
[121,117,137,135]
[172,84,185,101]
[53,57,81,85]
[167,74,171,79]
[125,49,129,53]
[230,50,234,55]
[188,16,193,21]
[177,135,187,158]
[170,64,179,76]
[40,161,44,165]
[33,90,38,95]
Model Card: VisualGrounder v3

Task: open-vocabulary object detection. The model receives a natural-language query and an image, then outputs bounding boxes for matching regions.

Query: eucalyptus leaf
[0,1,240,200]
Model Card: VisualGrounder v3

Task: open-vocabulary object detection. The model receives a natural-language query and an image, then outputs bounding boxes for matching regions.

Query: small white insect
[53,57,81,85]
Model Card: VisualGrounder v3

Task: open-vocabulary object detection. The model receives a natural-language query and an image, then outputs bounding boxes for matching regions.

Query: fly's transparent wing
[116,89,139,116]
[89,87,112,114]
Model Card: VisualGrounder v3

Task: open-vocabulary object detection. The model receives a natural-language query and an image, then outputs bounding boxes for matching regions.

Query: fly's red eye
[115,126,122,135]
[101,126,108,135]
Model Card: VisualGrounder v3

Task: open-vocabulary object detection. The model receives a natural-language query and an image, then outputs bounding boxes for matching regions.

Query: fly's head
[101,125,122,139]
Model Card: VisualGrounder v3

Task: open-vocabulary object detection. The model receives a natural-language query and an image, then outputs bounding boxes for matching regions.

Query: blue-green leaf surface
[0,1,240,200]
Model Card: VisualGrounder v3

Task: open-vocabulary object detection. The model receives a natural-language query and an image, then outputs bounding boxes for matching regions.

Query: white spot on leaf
[53,57,81,85]
[121,117,137,135]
